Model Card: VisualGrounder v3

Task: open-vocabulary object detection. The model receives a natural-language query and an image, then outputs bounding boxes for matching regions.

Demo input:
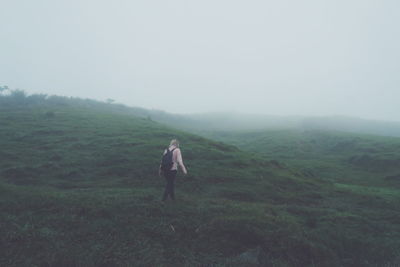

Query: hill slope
[204,129,400,187]
[1,94,400,266]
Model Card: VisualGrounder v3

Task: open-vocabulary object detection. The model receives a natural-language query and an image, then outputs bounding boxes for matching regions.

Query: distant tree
[47,95,70,106]
[9,89,27,105]
[10,89,26,98]
[28,93,47,104]
[106,98,115,104]
[0,85,9,94]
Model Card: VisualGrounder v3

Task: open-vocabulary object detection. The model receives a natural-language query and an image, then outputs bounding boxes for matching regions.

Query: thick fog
[1,0,399,121]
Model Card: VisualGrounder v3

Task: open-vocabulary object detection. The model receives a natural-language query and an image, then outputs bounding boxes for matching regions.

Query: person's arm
[176,149,187,175]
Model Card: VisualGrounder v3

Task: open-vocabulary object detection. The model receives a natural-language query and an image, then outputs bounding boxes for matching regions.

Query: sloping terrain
[204,129,400,187]
[1,94,400,266]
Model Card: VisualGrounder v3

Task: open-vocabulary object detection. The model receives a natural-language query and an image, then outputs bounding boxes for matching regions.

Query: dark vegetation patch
[208,141,238,152]
[385,174,400,182]
[2,167,42,185]
[348,154,400,171]
[197,216,269,256]
[218,189,259,202]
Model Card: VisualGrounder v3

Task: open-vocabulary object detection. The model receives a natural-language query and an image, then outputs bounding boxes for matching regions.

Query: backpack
[161,148,176,172]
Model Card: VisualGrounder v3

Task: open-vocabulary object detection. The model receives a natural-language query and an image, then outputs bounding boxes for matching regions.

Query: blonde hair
[170,139,179,147]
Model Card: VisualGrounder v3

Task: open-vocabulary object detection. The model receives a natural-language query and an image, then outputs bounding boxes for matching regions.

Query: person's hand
[183,170,188,176]
[158,169,162,177]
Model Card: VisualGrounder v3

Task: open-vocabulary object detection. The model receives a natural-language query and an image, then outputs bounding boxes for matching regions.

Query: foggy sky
[1,0,399,121]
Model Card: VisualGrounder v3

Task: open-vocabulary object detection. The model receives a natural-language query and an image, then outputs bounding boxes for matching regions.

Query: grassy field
[1,94,400,266]
[202,129,400,186]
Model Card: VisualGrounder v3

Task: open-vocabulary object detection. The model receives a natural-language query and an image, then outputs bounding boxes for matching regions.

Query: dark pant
[162,170,177,201]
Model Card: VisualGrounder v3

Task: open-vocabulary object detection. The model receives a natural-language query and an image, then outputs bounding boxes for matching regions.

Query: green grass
[202,129,400,186]
[1,96,400,266]
[335,183,400,201]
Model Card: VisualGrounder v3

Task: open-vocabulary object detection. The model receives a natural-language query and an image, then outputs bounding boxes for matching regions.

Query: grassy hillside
[200,129,400,264]
[204,129,400,186]
[1,93,400,266]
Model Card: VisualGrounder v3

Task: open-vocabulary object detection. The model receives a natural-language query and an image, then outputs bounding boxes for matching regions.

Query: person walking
[159,139,187,201]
